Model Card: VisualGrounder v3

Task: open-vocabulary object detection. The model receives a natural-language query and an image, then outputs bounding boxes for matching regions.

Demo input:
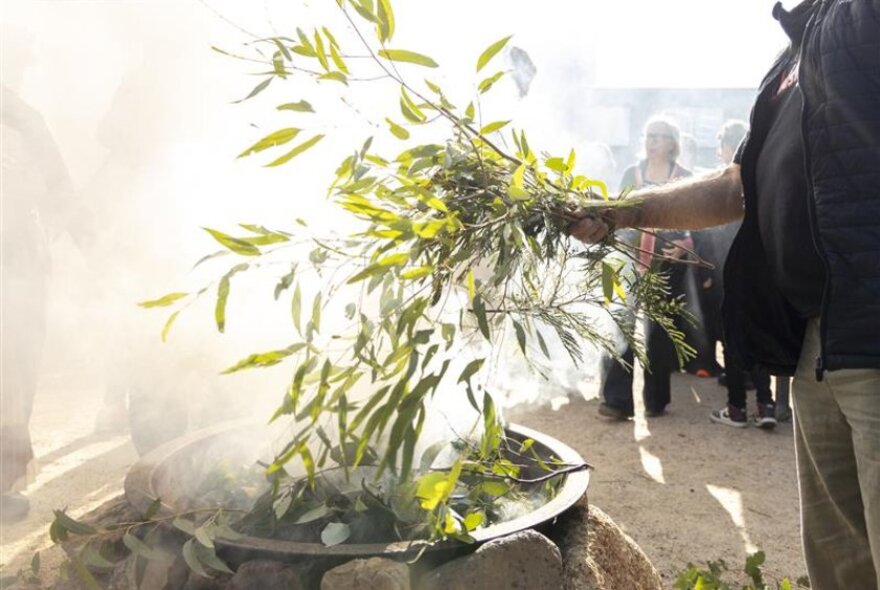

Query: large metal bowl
[124,421,589,563]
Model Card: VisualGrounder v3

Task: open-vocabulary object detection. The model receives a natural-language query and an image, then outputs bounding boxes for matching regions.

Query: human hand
[661,238,690,260]
[568,210,613,244]
[702,278,713,289]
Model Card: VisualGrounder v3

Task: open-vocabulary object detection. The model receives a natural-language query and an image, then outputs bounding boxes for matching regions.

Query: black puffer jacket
[722,0,880,377]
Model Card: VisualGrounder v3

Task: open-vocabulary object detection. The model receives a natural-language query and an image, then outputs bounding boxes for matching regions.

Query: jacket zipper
[797,9,832,382]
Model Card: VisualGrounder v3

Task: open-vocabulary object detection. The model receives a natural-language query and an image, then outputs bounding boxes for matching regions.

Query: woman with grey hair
[597,116,696,420]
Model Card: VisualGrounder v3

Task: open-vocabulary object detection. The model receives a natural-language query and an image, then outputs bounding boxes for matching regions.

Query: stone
[320,557,409,590]
[418,529,563,590]
[226,560,306,590]
[549,496,663,590]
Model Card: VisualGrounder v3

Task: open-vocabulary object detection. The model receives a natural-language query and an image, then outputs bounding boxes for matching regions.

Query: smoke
[0,0,793,567]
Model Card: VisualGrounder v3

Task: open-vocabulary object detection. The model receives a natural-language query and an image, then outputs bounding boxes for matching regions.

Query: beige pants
[793,319,880,589]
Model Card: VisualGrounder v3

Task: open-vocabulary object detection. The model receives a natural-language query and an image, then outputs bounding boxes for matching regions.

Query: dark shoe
[710,404,748,428]
[717,372,727,387]
[753,403,778,429]
[598,403,632,421]
[1,492,30,524]
[645,407,667,418]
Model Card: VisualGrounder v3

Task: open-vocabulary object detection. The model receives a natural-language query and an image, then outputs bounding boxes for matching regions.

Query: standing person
[571,0,880,586]
[1,27,77,523]
[694,120,778,429]
[597,116,695,420]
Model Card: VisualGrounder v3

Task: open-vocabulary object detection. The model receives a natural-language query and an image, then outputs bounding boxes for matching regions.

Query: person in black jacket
[571,1,880,587]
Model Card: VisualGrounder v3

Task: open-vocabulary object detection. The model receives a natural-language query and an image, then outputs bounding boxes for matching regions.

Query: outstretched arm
[571,164,745,242]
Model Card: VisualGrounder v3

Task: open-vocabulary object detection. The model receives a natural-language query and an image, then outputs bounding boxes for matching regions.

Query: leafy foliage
[674,552,811,590]
[130,0,693,570]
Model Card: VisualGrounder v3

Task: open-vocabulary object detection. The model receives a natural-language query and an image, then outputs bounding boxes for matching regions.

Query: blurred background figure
[1,24,82,522]
[597,116,699,420]
[678,132,699,172]
[697,119,779,429]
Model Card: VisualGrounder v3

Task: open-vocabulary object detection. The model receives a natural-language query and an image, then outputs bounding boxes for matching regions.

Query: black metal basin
[124,421,589,563]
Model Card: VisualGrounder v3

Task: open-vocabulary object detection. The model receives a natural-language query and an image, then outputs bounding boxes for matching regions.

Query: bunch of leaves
[137,0,696,550]
[674,552,811,590]
[31,501,242,590]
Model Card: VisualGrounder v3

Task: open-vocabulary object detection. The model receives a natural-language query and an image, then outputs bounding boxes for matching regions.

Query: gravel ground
[510,369,806,588]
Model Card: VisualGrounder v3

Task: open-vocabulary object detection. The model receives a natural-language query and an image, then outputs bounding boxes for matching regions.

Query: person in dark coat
[571,1,880,586]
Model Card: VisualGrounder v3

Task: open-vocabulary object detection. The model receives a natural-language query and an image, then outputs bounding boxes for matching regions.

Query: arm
[571,163,744,242]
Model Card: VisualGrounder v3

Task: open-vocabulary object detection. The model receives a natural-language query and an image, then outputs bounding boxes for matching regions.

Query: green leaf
[400,266,433,280]
[601,262,614,304]
[513,320,527,355]
[464,511,485,531]
[476,35,512,72]
[311,292,322,333]
[221,343,305,374]
[53,510,96,535]
[314,31,330,71]
[546,157,567,173]
[458,358,485,385]
[69,554,104,590]
[294,504,332,524]
[122,532,164,561]
[193,542,234,575]
[319,71,349,85]
[31,551,40,575]
[296,27,317,56]
[321,522,351,546]
[478,71,504,94]
[291,284,302,333]
[329,43,349,74]
[194,525,214,549]
[508,163,529,200]
[138,292,188,309]
[385,118,410,140]
[233,77,272,104]
[416,472,452,511]
[349,0,378,23]
[376,0,395,42]
[274,266,297,300]
[203,228,261,256]
[80,544,116,570]
[215,263,249,333]
[477,480,510,497]
[143,497,162,520]
[400,97,425,124]
[172,517,196,535]
[479,120,511,135]
[271,38,291,61]
[378,252,409,267]
[536,329,550,358]
[377,49,438,68]
[277,101,314,113]
[266,134,325,167]
[182,539,209,578]
[161,311,180,343]
[472,294,491,341]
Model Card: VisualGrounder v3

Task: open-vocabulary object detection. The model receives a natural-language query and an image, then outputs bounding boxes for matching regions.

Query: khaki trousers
[793,319,880,589]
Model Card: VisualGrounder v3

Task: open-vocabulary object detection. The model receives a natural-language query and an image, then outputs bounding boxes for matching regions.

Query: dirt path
[510,370,806,587]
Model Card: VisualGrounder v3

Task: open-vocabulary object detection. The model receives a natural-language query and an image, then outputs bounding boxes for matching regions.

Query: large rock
[321,557,410,590]
[226,560,306,590]
[418,529,563,590]
[550,496,662,590]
